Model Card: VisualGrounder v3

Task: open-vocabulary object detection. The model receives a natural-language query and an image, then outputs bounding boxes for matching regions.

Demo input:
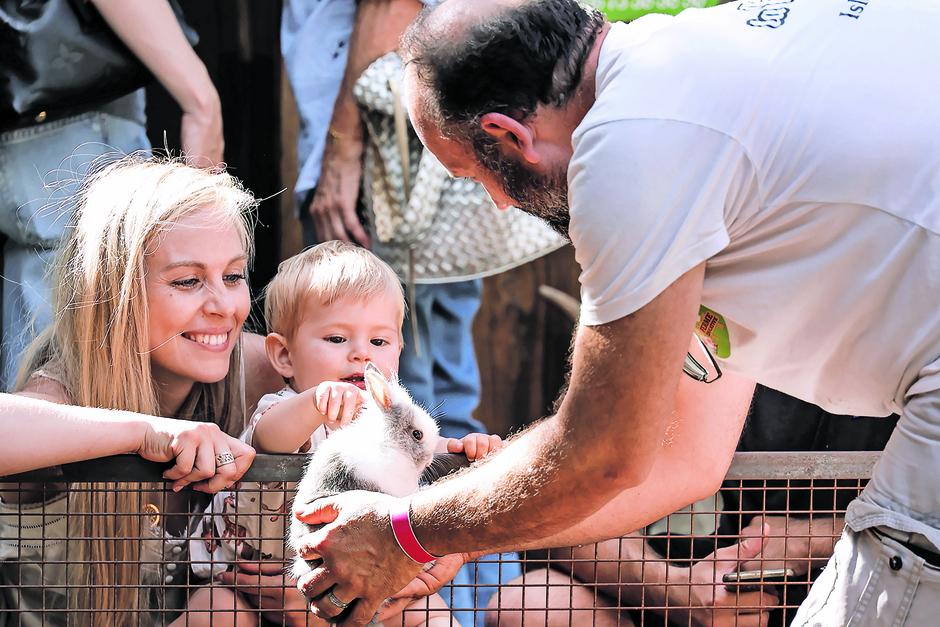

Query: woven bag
[353,52,567,285]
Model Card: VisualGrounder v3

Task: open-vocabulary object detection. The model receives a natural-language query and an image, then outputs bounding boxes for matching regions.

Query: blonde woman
[0,154,282,626]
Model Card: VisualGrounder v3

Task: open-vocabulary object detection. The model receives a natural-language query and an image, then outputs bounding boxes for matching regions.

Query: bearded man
[291,2,940,626]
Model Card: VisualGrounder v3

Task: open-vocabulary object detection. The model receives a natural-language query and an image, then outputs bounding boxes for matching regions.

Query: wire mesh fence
[0,451,879,626]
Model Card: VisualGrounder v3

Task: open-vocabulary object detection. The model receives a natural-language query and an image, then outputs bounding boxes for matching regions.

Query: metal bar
[725,451,880,480]
[0,450,881,626]
[1,451,880,483]
[1,452,475,483]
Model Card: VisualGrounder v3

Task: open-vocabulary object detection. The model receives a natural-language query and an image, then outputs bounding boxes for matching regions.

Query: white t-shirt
[572,0,940,417]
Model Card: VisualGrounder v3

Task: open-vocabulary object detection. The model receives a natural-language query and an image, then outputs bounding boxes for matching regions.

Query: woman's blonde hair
[263,240,405,341]
[17,153,257,626]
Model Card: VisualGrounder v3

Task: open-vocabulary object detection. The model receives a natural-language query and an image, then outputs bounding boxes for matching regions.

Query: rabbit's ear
[364,362,393,410]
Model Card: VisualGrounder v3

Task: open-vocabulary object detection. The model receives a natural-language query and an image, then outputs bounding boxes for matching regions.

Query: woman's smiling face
[143,208,250,400]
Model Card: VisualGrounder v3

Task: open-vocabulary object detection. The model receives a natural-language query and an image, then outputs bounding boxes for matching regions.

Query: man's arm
[502,367,755,551]
[308,0,424,245]
[407,263,740,550]
[90,0,224,166]
[293,263,755,626]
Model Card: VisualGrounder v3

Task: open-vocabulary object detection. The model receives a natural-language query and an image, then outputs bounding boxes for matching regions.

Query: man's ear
[264,333,295,380]
[480,112,540,164]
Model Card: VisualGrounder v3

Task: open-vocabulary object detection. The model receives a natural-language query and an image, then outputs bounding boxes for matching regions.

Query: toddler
[187,241,501,626]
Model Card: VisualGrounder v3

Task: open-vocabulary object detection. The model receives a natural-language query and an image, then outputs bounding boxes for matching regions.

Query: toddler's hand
[314,382,365,428]
[446,433,503,461]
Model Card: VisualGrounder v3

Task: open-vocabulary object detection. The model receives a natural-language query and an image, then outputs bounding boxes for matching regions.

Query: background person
[0,0,224,391]
[288,2,940,626]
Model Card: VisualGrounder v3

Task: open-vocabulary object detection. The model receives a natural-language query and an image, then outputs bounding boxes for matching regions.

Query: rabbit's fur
[288,362,440,619]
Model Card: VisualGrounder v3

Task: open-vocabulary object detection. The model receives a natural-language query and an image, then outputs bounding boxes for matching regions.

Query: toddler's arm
[252,382,364,454]
[441,432,504,462]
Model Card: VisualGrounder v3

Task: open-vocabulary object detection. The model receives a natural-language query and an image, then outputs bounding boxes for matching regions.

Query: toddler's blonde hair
[264,240,405,341]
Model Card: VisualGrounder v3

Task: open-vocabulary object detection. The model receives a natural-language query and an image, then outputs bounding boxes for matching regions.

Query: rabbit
[288,361,441,623]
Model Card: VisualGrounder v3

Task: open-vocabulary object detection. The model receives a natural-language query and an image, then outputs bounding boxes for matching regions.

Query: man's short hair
[402,0,605,131]
[263,241,406,340]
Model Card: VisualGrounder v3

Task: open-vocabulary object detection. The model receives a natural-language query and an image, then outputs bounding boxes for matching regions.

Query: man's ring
[215,452,236,467]
[327,590,350,610]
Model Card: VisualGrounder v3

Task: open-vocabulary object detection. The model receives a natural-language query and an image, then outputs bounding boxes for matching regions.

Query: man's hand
[679,528,779,627]
[306,0,424,247]
[293,491,424,626]
[376,554,467,620]
[740,515,841,577]
[218,561,323,627]
[141,416,255,493]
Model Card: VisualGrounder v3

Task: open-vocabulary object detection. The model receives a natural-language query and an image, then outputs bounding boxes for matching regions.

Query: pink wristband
[389,499,438,564]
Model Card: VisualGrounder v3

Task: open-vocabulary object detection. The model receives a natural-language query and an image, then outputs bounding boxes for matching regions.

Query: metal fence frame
[0,452,879,626]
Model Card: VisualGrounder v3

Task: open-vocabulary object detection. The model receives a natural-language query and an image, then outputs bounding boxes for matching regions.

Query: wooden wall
[146,1,581,437]
[473,248,581,437]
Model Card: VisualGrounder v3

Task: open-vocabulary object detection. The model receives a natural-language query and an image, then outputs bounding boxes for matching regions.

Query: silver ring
[327,590,350,610]
[215,451,236,467]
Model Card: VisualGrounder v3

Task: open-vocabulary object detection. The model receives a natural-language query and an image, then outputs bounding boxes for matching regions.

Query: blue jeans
[0,103,150,390]
[399,280,486,438]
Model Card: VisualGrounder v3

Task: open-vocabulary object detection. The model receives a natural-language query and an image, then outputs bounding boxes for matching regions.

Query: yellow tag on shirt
[695,305,730,358]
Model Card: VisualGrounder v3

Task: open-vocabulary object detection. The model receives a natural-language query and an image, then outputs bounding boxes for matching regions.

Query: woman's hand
[218,561,323,627]
[180,103,224,169]
[140,416,255,493]
[89,0,224,168]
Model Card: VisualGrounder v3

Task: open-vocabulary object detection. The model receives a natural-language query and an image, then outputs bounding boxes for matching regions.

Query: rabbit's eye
[412,429,423,441]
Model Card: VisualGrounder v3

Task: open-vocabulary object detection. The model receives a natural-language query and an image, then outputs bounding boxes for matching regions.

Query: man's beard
[496,158,571,240]
[471,133,571,239]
